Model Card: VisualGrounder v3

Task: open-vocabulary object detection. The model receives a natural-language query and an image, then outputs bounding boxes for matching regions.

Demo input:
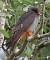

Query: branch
[7,37,28,60]
[8,31,50,60]
[32,39,50,60]
[32,32,50,40]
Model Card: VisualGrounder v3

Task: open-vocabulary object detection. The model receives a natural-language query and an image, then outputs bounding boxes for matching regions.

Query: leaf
[0,29,11,38]
[25,47,32,57]
[0,1,3,9]
[46,3,50,11]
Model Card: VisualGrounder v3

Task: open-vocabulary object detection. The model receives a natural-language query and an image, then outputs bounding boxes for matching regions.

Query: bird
[6,7,40,50]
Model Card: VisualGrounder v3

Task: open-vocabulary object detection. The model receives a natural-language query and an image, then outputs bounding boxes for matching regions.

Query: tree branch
[32,39,50,60]
[33,32,50,39]
[7,37,28,60]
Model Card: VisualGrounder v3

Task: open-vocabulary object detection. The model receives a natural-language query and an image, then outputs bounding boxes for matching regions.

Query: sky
[47,0,50,2]
[48,0,50,2]
[0,48,6,60]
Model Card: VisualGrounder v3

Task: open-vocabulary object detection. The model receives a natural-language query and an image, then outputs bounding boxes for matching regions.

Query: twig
[33,32,50,40]
[7,37,28,60]
[32,39,50,60]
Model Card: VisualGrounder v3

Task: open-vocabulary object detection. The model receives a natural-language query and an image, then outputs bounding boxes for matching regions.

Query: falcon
[6,7,40,49]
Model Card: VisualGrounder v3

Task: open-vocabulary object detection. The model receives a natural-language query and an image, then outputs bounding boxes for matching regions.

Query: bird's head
[28,7,40,15]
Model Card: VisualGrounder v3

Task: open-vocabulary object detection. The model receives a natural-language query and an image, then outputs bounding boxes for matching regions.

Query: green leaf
[0,29,11,38]
[25,47,32,57]
[0,1,3,9]
[46,3,50,11]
